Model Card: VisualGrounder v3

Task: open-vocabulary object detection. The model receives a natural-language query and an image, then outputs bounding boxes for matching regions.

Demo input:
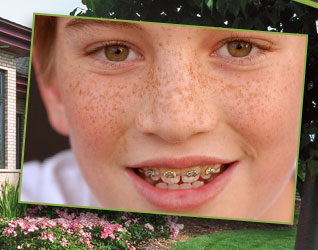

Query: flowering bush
[167,216,185,239]
[0,213,133,249]
[0,206,184,249]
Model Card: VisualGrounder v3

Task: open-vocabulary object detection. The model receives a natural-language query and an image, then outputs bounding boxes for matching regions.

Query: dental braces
[143,167,221,178]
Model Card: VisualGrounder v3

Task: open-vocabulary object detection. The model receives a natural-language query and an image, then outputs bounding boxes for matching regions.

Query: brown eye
[227,41,252,57]
[105,45,129,61]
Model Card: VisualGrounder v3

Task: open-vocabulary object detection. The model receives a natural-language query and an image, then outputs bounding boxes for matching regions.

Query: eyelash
[85,40,143,68]
[85,37,272,69]
[212,37,273,65]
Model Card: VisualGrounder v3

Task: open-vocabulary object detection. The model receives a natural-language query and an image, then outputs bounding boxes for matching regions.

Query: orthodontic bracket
[186,170,199,177]
[142,168,219,178]
[145,169,155,177]
[205,167,220,175]
[164,171,177,178]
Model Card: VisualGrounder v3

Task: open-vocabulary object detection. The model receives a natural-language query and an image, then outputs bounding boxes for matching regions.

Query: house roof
[0,17,31,57]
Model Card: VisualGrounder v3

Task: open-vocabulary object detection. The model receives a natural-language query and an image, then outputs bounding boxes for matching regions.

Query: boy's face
[41,17,306,222]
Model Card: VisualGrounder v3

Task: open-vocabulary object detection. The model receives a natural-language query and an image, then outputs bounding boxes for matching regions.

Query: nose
[135,54,218,144]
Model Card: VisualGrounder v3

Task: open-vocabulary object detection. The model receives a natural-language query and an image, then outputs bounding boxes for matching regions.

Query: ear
[32,50,69,136]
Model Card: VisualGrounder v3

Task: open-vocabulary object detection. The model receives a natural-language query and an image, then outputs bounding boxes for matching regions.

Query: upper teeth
[164,171,177,178]
[186,170,199,177]
[205,167,221,175]
[139,164,222,179]
[138,164,225,190]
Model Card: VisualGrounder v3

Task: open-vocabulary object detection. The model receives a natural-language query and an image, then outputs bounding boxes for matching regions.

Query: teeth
[156,181,204,190]
[192,181,204,188]
[144,168,160,177]
[181,166,200,183]
[181,173,200,183]
[163,170,177,178]
[145,177,156,185]
[140,164,225,189]
[179,183,192,189]
[201,164,222,179]
[156,183,168,189]
[161,175,180,184]
[214,167,221,173]
[150,175,161,181]
[168,183,179,190]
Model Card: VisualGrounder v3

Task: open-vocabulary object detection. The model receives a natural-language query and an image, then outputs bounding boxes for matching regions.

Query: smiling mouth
[134,164,230,190]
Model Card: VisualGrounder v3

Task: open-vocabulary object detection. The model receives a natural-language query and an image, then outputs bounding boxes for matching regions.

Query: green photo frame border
[292,0,318,9]
[18,12,309,226]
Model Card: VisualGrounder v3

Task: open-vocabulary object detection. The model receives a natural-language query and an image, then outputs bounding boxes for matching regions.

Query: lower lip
[126,161,239,212]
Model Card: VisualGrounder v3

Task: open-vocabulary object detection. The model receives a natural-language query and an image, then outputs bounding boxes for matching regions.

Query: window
[0,70,4,168]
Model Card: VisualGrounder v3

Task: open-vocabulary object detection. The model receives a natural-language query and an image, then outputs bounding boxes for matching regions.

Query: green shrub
[0,206,183,249]
[0,180,27,219]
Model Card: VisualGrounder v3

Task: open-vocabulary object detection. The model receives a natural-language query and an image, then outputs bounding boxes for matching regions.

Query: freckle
[187,36,191,40]
[159,42,163,47]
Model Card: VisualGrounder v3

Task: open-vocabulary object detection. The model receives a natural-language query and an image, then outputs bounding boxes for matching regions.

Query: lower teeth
[155,181,205,190]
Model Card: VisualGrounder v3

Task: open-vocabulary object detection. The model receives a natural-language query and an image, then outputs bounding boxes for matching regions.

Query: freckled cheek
[59,72,137,150]
[221,68,301,147]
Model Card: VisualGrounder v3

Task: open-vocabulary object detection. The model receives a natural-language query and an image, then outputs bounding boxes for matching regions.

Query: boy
[21,14,307,223]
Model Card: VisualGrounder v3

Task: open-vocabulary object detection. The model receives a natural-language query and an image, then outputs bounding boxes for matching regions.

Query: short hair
[33,15,57,84]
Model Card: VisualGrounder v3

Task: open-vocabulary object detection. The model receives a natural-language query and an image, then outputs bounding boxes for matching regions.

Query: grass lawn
[171,227,296,250]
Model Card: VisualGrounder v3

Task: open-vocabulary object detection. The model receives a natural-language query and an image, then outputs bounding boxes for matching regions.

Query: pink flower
[60,237,69,247]
[168,222,184,239]
[47,231,56,243]
[125,220,131,227]
[40,231,47,240]
[100,227,115,239]
[132,218,139,224]
[166,216,184,239]
[144,223,154,231]
[125,240,136,250]
[120,216,127,220]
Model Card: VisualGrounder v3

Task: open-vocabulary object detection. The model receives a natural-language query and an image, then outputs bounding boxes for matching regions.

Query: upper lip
[127,156,234,169]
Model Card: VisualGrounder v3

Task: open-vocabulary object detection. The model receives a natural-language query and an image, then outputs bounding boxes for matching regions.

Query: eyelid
[84,40,144,61]
[216,36,273,51]
[211,37,273,65]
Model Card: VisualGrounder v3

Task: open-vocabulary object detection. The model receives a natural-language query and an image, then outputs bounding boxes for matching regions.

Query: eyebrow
[65,18,144,31]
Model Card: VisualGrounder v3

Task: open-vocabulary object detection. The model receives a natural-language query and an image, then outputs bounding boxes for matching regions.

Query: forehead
[56,17,293,42]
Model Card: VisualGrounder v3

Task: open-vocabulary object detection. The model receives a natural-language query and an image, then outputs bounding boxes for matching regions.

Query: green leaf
[253,17,266,30]
[228,0,241,17]
[81,0,96,11]
[206,0,213,9]
[308,160,318,175]
[252,0,261,10]
[240,0,248,11]
[89,0,96,11]
[266,9,279,26]
[307,81,314,91]
[240,0,249,17]
[70,8,77,16]
[216,0,228,16]
[300,134,311,149]
[190,0,203,7]
[232,17,243,28]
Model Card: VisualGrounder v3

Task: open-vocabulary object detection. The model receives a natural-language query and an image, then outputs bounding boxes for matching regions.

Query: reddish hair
[33,15,57,84]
